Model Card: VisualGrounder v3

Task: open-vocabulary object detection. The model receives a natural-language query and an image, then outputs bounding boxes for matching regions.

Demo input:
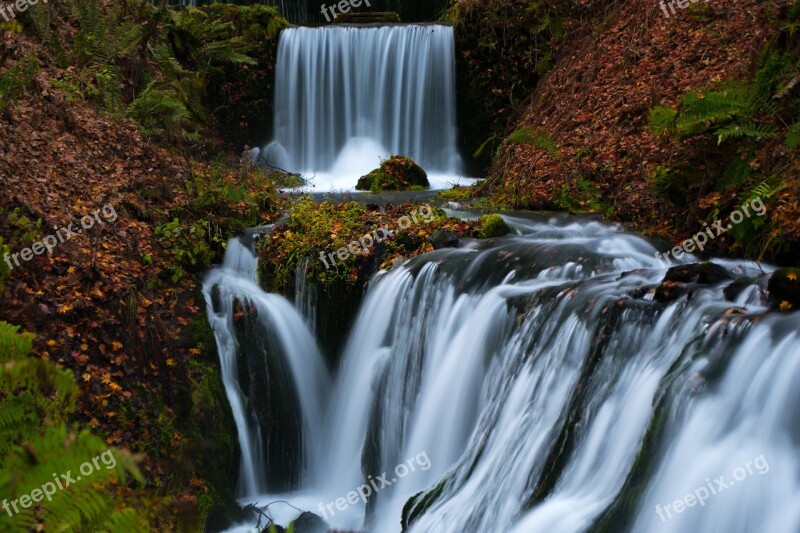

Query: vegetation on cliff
[0,0,288,527]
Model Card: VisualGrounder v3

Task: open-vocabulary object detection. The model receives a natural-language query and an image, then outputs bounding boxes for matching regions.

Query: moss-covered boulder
[356,156,429,192]
[477,213,511,238]
[767,268,800,312]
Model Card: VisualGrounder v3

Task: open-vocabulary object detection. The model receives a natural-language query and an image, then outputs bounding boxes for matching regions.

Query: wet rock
[292,512,328,533]
[723,276,755,301]
[655,262,731,302]
[210,284,222,313]
[430,228,460,249]
[767,267,800,312]
[663,262,731,284]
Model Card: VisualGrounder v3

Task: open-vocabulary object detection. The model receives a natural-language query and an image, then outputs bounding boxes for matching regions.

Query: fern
[649,106,677,135]
[0,322,149,532]
[786,123,800,149]
[715,122,778,144]
[502,127,561,158]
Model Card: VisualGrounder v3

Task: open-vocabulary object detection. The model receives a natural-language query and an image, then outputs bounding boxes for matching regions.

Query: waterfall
[216,215,800,533]
[203,236,330,496]
[257,24,466,190]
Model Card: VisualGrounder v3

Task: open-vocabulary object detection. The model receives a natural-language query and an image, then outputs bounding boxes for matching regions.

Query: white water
[203,237,330,496]
[256,25,475,191]
[214,216,799,533]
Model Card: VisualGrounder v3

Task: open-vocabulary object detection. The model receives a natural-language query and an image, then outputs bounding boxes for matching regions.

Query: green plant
[1,208,42,245]
[501,127,561,158]
[0,56,38,111]
[556,176,610,215]
[155,218,223,281]
[0,322,149,531]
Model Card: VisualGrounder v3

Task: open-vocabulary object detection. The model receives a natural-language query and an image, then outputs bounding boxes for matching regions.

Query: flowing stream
[204,215,800,533]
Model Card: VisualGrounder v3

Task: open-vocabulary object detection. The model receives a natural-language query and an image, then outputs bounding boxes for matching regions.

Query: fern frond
[715,122,777,144]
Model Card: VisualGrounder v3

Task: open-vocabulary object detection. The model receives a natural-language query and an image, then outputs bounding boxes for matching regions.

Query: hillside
[453,0,800,264]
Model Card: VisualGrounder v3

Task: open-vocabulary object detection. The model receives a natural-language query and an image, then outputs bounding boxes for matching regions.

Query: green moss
[356,155,430,192]
[477,214,510,238]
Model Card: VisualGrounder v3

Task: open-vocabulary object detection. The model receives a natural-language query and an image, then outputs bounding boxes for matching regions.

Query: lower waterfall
[207,214,800,533]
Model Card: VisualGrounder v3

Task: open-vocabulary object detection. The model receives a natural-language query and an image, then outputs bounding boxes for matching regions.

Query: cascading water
[203,234,330,496]
[256,24,470,190]
[214,215,799,533]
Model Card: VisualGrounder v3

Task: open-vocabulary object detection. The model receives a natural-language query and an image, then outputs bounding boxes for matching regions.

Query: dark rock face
[768,267,800,311]
[655,262,731,302]
[430,228,461,249]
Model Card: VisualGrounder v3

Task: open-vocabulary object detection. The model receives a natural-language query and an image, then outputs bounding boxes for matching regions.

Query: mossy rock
[767,268,800,312]
[356,156,429,193]
[477,213,511,238]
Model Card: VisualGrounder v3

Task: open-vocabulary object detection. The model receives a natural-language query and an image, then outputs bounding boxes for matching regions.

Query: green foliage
[72,0,143,114]
[0,322,148,532]
[155,218,223,281]
[648,106,678,135]
[127,78,203,142]
[556,175,611,215]
[39,1,286,146]
[648,165,673,195]
[502,127,561,158]
[0,208,42,246]
[653,84,778,144]
[0,56,38,111]
[266,198,368,290]
[154,168,276,281]
[447,0,565,168]
[786,122,800,149]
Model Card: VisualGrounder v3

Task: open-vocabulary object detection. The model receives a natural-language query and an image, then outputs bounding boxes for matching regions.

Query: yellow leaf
[788,272,797,281]
[58,304,73,314]
[82,372,91,382]
[779,301,792,311]
[67,266,75,274]
[111,341,123,351]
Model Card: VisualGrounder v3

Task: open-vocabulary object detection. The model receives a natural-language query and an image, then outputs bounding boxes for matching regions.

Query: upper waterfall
[257,24,467,190]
